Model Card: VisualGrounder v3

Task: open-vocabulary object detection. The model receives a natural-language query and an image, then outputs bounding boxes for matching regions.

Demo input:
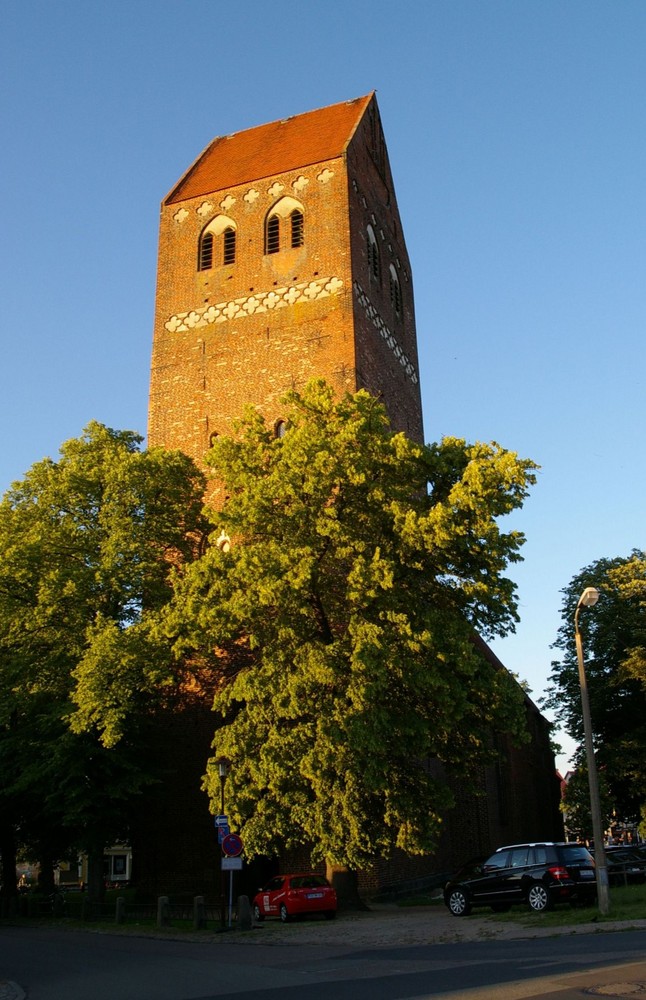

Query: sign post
[220,834,244,927]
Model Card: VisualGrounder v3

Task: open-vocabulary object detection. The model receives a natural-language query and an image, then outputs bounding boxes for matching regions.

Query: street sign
[214,814,228,827]
[221,832,243,857]
[217,826,230,844]
[221,856,243,870]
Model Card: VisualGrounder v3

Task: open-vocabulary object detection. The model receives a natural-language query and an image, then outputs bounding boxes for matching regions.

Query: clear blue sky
[2,0,644,772]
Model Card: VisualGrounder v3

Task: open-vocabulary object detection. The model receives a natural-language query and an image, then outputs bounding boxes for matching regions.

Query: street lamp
[217,758,229,815]
[574,586,610,916]
[216,530,231,553]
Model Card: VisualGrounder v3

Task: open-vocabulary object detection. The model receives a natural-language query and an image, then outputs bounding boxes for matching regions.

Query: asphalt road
[2,920,646,1000]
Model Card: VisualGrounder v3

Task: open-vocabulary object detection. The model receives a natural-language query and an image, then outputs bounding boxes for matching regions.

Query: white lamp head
[578,587,600,609]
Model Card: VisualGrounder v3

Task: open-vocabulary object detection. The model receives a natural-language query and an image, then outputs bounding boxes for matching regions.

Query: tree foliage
[166,381,537,868]
[0,422,207,893]
[544,551,646,822]
[560,767,613,843]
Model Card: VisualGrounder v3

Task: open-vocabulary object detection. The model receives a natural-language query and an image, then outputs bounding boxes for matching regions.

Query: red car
[252,873,337,922]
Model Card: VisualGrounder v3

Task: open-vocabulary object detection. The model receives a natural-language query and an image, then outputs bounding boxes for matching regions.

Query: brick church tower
[142,94,562,897]
[148,93,424,464]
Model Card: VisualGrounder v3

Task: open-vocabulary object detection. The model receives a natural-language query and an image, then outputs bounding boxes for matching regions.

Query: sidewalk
[177,901,646,948]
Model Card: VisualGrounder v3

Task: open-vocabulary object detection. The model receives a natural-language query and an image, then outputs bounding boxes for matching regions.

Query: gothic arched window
[265,197,305,255]
[198,215,237,270]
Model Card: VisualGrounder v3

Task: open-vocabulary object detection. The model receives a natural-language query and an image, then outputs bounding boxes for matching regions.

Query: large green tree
[610,552,646,688]
[545,551,646,824]
[165,380,537,872]
[0,422,207,906]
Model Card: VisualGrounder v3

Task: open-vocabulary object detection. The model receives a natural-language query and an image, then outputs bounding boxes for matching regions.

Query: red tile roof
[166,93,374,204]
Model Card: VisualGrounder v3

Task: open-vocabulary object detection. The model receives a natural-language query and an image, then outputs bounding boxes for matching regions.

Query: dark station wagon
[444,842,597,915]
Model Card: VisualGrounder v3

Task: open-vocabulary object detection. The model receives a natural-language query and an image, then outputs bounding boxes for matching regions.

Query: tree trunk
[36,845,56,895]
[325,864,368,910]
[0,819,18,916]
[86,846,106,906]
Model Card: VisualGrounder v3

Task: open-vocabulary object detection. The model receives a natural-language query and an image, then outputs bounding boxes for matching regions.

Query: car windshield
[290,876,329,889]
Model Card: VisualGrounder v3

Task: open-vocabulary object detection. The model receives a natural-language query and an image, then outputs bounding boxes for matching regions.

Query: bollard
[115,896,126,924]
[157,895,170,927]
[237,894,253,931]
[193,895,207,929]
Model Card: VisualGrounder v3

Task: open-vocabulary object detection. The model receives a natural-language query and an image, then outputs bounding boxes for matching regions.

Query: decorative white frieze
[220,195,236,212]
[353,281,418,385]
[317,168,335,184]
[165,276,345,333]
[173,208,189,223]
[268,181,285,197]
[292,175,310,192]
[197,201,214,217]
[244,188,260,204]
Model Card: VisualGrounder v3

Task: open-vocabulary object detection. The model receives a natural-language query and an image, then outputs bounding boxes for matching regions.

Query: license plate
[306,892,323,898]
[580,870,594,879]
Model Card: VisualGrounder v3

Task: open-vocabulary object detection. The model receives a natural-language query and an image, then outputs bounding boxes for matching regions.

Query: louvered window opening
[198,233,214,271]
[290,210,304,248]
[390,270,401,315]
[266,216,280,254]
[223,228,236,265]
[368,238,380,281]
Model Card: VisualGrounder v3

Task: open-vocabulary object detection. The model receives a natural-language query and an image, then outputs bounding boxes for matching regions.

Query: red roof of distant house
[166,93,374,204]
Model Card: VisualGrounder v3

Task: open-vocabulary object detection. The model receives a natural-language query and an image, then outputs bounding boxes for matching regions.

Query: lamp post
[574,586,609,916]
[216,758,229,929]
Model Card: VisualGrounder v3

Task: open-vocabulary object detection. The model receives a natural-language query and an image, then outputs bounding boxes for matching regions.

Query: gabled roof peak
[166,93,376,205]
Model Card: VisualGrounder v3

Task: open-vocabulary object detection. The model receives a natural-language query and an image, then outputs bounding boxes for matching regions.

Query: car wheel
[280,903,290,922]
[447,889,472,916]
[527,883,551,912]
[252,904,264,922]
[324,910,336,920]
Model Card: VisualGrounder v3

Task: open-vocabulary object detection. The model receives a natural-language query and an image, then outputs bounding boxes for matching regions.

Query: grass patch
[488,883,646,928]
